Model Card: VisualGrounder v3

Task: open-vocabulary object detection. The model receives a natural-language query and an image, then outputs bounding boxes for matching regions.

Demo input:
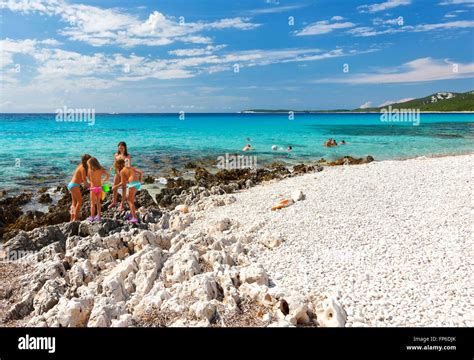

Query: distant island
[242,91,474,113]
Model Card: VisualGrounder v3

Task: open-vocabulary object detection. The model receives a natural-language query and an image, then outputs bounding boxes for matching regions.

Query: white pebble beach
[185,154,474,327]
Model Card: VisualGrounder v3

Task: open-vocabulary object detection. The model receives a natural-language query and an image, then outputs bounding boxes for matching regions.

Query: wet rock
[328,155,375,166]
[184,162,197,169]
[0,192,33,239]
[135,190,155,208]
[292,164,315,175]
[195,167,214,185]
[38,193,53,204]
[143,176,155,184]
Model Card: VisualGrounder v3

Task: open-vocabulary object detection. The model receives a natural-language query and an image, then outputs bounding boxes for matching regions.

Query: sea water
[0,113,472,190]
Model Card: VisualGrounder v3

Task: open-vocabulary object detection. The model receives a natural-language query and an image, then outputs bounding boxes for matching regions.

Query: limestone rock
[260,233,283,249]
[239,264,268,286]
[316,297,347,327]
[57,297,94,327]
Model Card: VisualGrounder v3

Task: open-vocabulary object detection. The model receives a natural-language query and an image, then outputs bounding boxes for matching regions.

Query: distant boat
[109,112,119,115]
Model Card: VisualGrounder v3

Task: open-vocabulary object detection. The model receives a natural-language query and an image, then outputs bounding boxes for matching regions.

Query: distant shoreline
[240,111,474,114]
[1,111,474,115]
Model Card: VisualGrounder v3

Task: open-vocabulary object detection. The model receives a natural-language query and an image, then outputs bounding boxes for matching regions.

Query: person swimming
[113,159,144,223]
[87,157,110,222]
[109,141,132,211]
[68,154,91,221]
[287,146,293,152]
[324,138,337,147]
[340,140,346,145]
[242,144,252,151]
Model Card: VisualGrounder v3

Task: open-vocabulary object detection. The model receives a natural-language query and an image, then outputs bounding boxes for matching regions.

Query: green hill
[242,90,474,113]
[356,91,474,112]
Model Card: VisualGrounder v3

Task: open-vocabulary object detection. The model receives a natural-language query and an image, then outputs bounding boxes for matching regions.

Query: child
[87,157,110,222]
[113,159,143,223]
[68,154,91,221]
[109,141,132,211]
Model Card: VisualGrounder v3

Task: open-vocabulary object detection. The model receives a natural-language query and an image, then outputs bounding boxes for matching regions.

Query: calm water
[0,113,473,190]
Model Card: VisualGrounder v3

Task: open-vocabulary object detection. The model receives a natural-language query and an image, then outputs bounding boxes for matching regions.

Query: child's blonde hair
[87,157,104,171]
[115,159,126,172]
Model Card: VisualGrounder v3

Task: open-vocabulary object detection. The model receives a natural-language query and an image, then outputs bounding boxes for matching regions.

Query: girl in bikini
[113,159,143,223]
[68,154,91,221]
[87,157,110,222]
[109,141,131,211]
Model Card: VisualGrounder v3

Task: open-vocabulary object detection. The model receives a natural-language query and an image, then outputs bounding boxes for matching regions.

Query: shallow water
[0,113,473,191]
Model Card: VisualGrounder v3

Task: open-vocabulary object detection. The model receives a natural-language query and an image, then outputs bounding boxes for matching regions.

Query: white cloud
[444,9,468,18]
[1,37,367,91]
[0,1,260,48]
[247,4,307,15]
[347,19,474,37]
[358,0,411,13]
[372,17,403,25]
[331,16,345,21]
[169,45,227,57]
[313,57,474,84]
[439,0,474,5]
[378,98,414,107]
[413,20,474,31]
[295,19,355,36]
[0,38,59,68]
[347,26,404,37]
[359,101,372,108]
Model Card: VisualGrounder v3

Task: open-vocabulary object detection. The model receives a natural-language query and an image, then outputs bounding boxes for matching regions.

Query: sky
[0,0,474,112]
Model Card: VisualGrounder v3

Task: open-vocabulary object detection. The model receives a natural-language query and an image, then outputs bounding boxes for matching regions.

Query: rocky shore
[0,155,377,327]
[33,151,474,329]
[1,154,471,327]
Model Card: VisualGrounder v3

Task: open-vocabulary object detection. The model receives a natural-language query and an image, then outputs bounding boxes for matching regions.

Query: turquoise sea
[0,113,473,191]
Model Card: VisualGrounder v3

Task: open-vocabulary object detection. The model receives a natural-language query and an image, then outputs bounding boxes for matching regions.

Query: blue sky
[1,0,473,112]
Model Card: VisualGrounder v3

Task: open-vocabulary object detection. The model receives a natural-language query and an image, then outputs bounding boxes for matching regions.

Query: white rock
[260,233,283,249]
[291,190,305,202]
[162,247,201,283]
[316,297,347,327]
[33,278,66,315]
[240,264,269,286]
[58,297,94,327]
[284,295,311,325]
[208,218,232,235]
[176,204,189,214]
[189,300,217,322]
[88,297,127,327]
[111,314,133,327]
